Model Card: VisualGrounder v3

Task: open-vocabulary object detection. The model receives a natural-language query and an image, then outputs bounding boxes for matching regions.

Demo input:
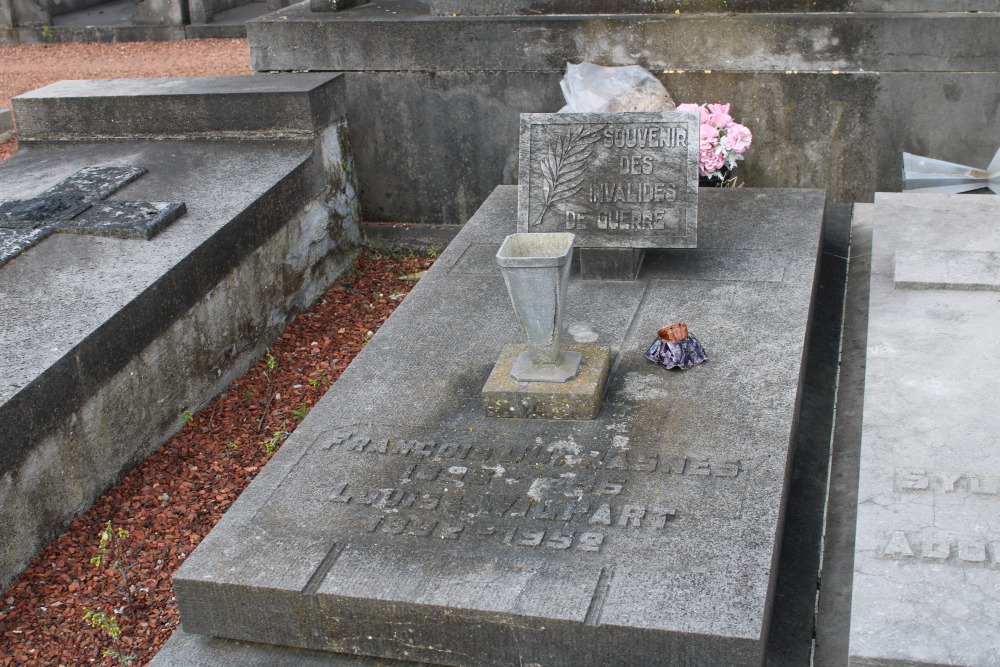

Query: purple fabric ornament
[645,322,708,370]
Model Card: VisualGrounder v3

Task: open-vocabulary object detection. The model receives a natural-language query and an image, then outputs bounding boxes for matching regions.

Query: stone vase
[496,232,581,382]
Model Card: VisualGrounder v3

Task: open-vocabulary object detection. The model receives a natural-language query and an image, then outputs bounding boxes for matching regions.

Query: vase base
[509,350,583,383]
[483,344,612,420]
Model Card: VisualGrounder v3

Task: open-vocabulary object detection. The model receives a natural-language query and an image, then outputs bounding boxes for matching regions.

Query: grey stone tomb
[0,165,185,266]
[849,193,1000,666]
[0,72,361,597]
[171,183,825,665]
[518,111,699,280]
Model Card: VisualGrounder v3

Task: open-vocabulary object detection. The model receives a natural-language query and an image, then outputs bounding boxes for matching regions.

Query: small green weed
[181,409,194,425]
[83,608,136,666]
[290,403,310,421]
[261,431,288,454]
[91,520,134,606]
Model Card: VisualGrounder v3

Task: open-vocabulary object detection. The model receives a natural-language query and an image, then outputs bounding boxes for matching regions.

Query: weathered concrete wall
[43,0,105,17]
[0,74,363,594]
[0,0,17,27]
[429,0,999,14]
[0,0,50,26]
[342,70,879,225]
[132,0,187,25]
[0,0,113,26]
[0,108,13,143]
[0,0,184,27]
[249,5,1000,225]
[187,0,255,24]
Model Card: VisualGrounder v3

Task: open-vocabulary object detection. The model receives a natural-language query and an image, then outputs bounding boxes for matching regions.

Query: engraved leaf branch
[532,125,605,227]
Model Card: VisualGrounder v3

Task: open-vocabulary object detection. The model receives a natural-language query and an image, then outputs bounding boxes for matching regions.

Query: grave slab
[172,186,825,666]
[13,73,343,140]
[849,193,1000,666]
[0,73,362,593]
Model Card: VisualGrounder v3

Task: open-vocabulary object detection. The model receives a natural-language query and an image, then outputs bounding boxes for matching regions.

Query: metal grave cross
[0,165,186,267]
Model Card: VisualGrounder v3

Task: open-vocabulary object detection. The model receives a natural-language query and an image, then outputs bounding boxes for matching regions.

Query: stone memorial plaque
[850,194,1000,667]
[0,165,186,267]
[175,187,825,666]
[518,112,699,249]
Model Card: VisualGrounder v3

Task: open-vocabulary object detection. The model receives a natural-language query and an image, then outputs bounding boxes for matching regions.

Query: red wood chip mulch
[0,250,435,666]
[0,137,16,163]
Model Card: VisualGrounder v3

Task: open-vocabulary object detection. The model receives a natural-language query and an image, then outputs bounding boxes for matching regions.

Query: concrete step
[13,73,344,140]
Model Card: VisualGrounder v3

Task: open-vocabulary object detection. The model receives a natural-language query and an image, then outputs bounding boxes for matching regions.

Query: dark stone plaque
[0,166,185,267]
[518,112,699,249]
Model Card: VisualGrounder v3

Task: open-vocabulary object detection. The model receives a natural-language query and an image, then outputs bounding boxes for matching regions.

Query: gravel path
[0,252,434,666]
[0,38,252,163]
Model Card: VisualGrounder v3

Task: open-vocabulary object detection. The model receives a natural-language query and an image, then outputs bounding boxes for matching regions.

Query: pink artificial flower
[722,123,753,153]
[706,103,732,130]
[699,123,719,152]
[699,148,726,176]
[677,102,710,124]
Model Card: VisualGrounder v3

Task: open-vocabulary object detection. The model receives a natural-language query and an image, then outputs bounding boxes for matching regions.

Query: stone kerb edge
[518,111,699,249]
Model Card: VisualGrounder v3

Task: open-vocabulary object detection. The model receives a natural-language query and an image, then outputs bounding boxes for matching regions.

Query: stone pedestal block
[482,343,612,419]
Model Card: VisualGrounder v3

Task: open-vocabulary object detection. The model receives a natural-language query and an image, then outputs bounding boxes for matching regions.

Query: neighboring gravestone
[519,112,699,280]
[849,193,1000,666]
[0,166,185,267]
[0,73,361,598]
[171,186,825,666]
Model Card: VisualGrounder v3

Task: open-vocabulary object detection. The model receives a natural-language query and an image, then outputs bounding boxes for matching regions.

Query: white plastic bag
[558,62,676,113]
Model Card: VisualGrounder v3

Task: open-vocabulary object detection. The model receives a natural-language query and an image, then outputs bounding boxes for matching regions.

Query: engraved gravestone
[173,186,826,666]
[850,194,1000,666]
[518,112,699,249]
